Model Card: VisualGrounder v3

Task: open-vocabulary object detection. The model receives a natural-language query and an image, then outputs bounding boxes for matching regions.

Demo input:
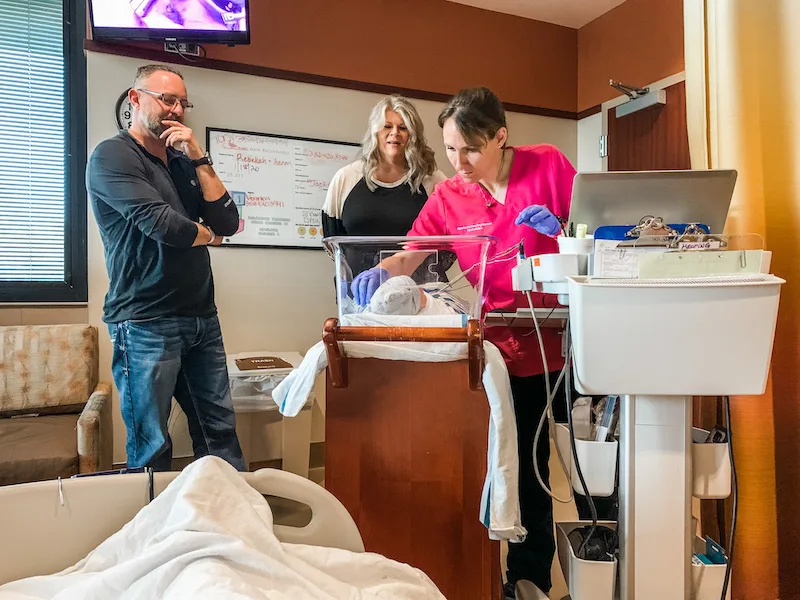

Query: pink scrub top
[409,144,577,377]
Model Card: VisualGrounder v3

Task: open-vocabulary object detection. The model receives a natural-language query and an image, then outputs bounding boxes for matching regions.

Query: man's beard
[144,111,180,138]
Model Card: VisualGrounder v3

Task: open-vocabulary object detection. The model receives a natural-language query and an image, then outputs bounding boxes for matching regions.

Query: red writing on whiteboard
[214,134,241,149]
[306,150,350,161]
[213,133,289,149]
[273,159,291,167]
[247,195,285,208]
[236,154,267,165]
[236,163,260,173]
[303,179,329,190]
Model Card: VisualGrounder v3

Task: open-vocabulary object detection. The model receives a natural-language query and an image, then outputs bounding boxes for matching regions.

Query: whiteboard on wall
[207,128,360,248]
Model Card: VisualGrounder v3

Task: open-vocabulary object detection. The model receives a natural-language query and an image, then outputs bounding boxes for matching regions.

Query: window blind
[0,0,66,282]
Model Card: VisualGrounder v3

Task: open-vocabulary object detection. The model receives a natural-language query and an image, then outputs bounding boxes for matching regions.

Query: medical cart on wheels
[513,169,784,600]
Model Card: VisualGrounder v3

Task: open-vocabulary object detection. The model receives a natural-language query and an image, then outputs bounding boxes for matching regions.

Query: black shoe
[503,581,516,599]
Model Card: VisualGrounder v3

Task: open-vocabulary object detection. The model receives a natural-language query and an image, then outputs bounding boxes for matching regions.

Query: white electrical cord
[440,243,521,294]
[525,290,574,503]
[533,361,573,504]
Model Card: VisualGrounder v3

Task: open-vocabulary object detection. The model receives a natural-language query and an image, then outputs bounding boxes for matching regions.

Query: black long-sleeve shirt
[87,132,239,323]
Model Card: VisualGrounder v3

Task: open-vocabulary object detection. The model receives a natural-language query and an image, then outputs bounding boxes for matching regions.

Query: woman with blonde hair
[322,95,446,244]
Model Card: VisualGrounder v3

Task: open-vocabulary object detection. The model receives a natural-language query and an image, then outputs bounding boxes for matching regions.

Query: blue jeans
[109,315,246,472]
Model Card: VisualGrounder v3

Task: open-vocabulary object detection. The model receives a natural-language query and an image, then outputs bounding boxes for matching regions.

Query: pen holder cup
[556,521,617,600]
[692,536,731,600]
[692,428,731,499]
[555,424,618,498]
[558,236,594,276]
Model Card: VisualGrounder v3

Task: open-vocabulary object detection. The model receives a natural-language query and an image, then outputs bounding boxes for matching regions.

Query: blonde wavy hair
[360,96,437,194]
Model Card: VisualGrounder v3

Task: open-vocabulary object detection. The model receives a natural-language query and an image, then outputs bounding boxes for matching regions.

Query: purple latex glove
[338,279,351,302]
[351,268,389,306]
[515,205,562,236]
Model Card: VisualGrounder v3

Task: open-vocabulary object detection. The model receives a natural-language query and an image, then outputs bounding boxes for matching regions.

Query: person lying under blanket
[0,457,446,600]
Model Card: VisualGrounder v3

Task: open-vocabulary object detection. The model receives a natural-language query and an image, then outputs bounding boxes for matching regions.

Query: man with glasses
[87,64,245,472]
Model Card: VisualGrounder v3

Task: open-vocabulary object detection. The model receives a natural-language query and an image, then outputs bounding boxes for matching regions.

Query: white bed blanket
[0,457,445,600]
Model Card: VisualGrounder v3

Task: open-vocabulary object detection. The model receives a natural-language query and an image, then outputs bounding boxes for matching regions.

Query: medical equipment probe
[438,242,522,294]
[440,252,518,292]
[518,304,559,337]
[531,360,572,503]
[525,290,574,503]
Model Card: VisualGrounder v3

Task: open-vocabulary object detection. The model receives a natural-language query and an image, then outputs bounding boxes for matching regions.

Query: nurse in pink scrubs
[351,87,577,598]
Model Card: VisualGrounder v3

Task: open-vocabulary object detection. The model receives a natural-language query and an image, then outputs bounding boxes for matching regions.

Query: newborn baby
[367,276,463,316]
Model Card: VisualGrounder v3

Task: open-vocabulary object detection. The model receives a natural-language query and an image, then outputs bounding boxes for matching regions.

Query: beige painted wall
[86,50,579,464]
[577,112,603,173]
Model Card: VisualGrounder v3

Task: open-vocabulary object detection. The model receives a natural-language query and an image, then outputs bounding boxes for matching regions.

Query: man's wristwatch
[191,153,213,168]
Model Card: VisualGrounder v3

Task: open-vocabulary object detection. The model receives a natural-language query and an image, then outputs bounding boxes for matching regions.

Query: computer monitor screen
[568,170,737,234]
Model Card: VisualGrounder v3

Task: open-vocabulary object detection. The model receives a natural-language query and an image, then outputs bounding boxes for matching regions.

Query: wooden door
[607,80,690,171]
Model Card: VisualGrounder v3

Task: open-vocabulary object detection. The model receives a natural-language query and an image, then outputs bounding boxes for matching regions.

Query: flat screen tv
[89,0,250,45]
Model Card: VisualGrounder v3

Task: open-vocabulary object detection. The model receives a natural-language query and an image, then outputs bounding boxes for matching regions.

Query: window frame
[0,0,88,303]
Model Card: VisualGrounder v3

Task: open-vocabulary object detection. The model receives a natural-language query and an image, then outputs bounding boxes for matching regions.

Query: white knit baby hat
[367,275,421,315]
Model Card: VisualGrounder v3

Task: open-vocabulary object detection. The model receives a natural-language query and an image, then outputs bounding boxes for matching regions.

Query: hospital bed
[0,466,546,599]
[0,467,364,586]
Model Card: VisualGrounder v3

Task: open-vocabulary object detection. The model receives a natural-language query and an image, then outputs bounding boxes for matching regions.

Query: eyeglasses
[136,89,193,111]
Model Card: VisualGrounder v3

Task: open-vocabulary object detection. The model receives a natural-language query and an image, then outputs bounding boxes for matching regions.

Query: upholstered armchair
[0,325,113,485]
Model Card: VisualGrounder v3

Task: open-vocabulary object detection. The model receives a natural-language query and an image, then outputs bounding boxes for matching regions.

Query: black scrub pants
[505,372,559,592]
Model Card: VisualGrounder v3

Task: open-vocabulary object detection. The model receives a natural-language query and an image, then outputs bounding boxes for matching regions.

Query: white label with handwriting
[678,241,721,250]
